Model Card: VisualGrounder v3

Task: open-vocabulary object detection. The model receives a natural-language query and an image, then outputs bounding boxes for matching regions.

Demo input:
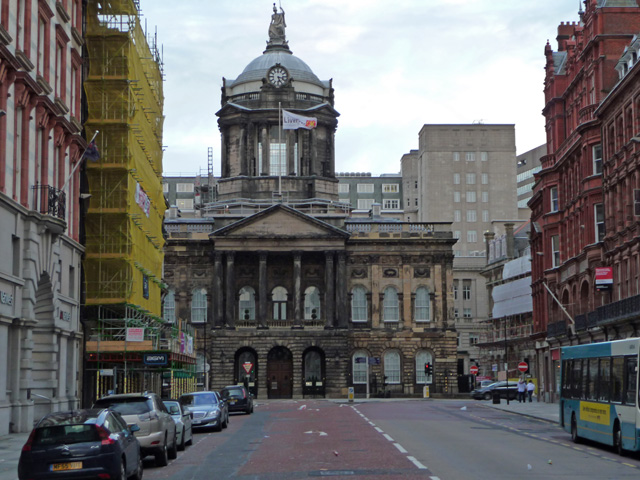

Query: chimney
[505,223,515,258]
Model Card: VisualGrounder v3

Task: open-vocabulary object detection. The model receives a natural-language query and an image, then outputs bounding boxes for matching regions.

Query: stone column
[239,125,247,175]
[213,252,223,328]
[220,129,228,177]
[293,252,303,328]
[324,251,335,328]
[225,252,236,328]
[258,252,268,328]
[261,126,269,175]
[310,129,318,175]
[335,252,347,328]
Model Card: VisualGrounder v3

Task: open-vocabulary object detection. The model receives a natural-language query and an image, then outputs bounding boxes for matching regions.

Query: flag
[282,110,317,130]
[84,141,100,161]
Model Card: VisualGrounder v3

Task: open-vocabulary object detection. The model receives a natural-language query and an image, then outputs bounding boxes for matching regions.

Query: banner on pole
[283,110,317,130]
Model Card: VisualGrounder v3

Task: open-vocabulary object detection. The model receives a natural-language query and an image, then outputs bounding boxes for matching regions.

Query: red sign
[470,365,478,375]
[518,362,528,373]
[595,267,613,291]
[242,362,253,374]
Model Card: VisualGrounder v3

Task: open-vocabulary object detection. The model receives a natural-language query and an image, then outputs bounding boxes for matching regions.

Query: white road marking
[383,433,394,442]
[393,442,407,453]
[407,456,427,469]
[374,427,384,433]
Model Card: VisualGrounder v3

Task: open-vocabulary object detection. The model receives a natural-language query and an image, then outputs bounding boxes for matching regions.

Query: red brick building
[530,0,640,402]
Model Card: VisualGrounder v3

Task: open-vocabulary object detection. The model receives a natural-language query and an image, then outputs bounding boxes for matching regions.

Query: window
[454,231,461,239]
[598,358,611,402]
[463,308,472,318]
[594,203,605,242]
[357,199,374,210]
[272,286,288,320]
[351,286,368,322]
[466,191,476,203]
[453,173,460,185]
[162,183,169,193]
[453,152,460,161]
[454,308,459,318]
[239,286,255,320]
[611,357,624,403]
[415,287,430,322]
[384,351,401,384]
[338,183,349,193]
[454,210,461,222]
[12,235,20,277]
[469,334,479,345]
[191,288,207,323]
[466,173,476,185]
[482,210,489,222]
[551,235,560,267]
[453,281,458,300]
[382,184,399,193]
[462,282,471,300]
[383,287,399,322]
[357,183,374,193]
[304,286,321,320]
[625,356,637,405]
[416,351,433,384]
[593,144,603,175]
[177,183,194,193]
[550,187,559,213]
[353,351,368,384]
[69,266,75,299]
[467,230,477,243]
[635,189,640,216]
[466,152,475,162]
[415,198,418,206]
[466,210,477,222]
[176,199,194,210]
[383,199,400,210]
[454,192,461,203]
[481,191,489,203]
[481,152,488,162]
[304,350,322,383]
[164,290,176,323]
[481,173,488,185]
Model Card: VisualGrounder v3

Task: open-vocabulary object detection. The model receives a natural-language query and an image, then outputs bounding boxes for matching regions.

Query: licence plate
[229,400,236,405]
[51,461,82,471]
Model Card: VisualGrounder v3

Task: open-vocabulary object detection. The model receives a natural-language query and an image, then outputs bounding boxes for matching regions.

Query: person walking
[527,380,535,402]
[517,378,526,403]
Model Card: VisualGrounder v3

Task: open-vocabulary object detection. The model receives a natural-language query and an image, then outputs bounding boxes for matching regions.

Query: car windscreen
[180,394,217,406]
[93,397,152,415]
[163,401,181,415]
[223,388,244,399]
[33,425,100,446]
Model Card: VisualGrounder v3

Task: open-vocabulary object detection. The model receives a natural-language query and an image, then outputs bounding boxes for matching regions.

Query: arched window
[415,287,431,322]
[304,350,322,382]
[191,288,207,323]
[416,350,433,384]
[164,289,176,323]
[351,286,368,322]
[239,286,256,320]
[384,351,401,384]
[383,287,399,322]
[304,286,321,320]
[272,286,288,320]
[352,350,368,384]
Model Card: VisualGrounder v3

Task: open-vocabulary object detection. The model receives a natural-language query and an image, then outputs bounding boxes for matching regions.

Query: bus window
[611,357,624,403]
[586,358,597,401]
[598,358,611,402]
[572,359,582,399]
[627,356,637,406]
[581,359,589,399]
[561,360,571,397]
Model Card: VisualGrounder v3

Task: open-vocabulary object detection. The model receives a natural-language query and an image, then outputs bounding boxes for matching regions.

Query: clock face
[268,66,288,87]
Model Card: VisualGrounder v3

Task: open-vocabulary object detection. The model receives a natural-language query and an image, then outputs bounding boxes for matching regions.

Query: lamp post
[505,318,509,405]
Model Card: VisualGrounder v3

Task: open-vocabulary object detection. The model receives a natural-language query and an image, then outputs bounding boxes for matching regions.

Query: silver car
[93,392,177,467]
[163,399,193,451]
[178,391,229,432]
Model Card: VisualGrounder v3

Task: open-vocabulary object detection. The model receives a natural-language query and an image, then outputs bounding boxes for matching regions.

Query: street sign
[470,365,478,375]
[518,361,528,373]
[242,362,253,374]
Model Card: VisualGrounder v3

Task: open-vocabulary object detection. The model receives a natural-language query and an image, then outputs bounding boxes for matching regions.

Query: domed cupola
[215,5,340,206]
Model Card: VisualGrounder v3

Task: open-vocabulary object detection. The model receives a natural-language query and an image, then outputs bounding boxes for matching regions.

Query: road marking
[407,456,427,469]
[394,443,408,453]
[623,463,637,468]
[368,421,376,426]
[374,427,384,433]
[383,433,394,442]
[430,477,441,480]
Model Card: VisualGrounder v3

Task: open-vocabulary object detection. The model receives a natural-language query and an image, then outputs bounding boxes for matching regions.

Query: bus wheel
[614,423,625,456]
[571,414,580,444]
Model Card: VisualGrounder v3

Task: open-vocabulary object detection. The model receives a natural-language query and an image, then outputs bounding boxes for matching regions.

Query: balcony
[32,185,66,220]
[578,103,597,126]
[547,320,567,338]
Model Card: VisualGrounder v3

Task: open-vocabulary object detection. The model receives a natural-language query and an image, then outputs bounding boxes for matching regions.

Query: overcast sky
[141,1,581,176]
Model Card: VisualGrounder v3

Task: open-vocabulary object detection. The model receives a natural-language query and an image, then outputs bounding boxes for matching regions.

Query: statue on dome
[268,4,286,43]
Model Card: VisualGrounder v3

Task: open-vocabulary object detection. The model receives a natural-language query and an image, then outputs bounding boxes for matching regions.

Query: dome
[228,49,326,89]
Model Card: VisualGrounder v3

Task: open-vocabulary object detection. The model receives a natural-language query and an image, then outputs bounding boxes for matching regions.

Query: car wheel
[177,430,185,451]
[614,423,625,456]
[168,431,178,460]
[115,458,126,480]
[130,454,143,480]
[483,392,491,401]
[155,441,168,467]
[215,414,223,432]
[222,412,228,429]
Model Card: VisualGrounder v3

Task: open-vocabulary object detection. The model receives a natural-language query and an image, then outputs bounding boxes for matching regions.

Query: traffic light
[425,363,433,376]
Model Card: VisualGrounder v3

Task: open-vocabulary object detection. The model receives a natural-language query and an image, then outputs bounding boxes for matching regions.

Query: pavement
[0,398,559,480]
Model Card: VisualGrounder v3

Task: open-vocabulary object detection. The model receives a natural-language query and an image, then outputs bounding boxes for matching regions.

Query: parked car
[163,399,193,451]
[179,391,229,431]
[470,381,518,400]
[221,385,254,414]
[18,408,143,480]
[93,392,177,467]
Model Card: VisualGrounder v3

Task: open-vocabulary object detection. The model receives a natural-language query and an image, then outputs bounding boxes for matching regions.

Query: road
[143,399,640,480]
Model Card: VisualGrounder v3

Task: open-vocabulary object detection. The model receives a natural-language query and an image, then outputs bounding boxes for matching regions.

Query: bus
[560,338,639,455]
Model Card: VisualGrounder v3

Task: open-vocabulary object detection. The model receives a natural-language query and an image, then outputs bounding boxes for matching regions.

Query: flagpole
[61,130,100,194]
[278,102,282,199]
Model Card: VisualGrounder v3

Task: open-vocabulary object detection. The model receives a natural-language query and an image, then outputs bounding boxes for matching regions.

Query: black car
[221,385,254,414]
[470,381,518,400]
[18,408,143,480]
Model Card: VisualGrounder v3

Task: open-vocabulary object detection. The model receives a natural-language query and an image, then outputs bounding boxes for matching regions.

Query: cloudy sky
[141,1,581,176]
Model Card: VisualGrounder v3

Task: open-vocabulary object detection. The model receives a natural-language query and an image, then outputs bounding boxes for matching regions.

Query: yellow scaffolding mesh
[84,0,165,317]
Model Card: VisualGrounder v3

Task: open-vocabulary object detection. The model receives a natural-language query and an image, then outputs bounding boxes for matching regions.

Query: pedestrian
[517,378,526,403]
[527,380,535,402]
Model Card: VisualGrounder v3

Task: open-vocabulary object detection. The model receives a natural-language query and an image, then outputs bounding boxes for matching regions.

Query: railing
[346,222,452,237]
[479,324,532,344]
[547,320,567,338]
[578,103,597,125]
[32,184,66,220]
[236,318,326,329]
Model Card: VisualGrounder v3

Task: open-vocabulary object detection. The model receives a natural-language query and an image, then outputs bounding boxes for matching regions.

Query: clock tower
[216,6,339,205]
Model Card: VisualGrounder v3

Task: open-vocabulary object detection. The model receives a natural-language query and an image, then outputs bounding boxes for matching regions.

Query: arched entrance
[267,346,293,399]
[302,347,325,397]
[235,348,258,398]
